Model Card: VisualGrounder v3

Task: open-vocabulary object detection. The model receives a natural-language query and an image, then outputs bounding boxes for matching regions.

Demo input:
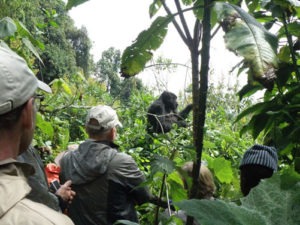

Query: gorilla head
[160,91,178,112]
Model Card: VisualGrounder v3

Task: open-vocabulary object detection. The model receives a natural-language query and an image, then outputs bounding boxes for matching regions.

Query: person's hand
[55,180,76,204]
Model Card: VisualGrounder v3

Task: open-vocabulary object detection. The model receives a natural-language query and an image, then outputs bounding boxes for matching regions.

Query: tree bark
[186,0,211,224]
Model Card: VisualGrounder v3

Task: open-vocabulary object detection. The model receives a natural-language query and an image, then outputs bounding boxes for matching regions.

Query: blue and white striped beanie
[240,144,278,171]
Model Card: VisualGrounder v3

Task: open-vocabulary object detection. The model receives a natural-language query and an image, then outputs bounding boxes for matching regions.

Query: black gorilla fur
[147,91,193,133]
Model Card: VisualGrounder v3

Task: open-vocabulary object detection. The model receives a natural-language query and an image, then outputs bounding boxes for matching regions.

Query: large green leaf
[276,63,296,88]
[121,16,172,78]
[36,113,54,139]
[235,100,275,123]
[212,157,233,184]
[0,17,17,39]
[176,173,300,225]
[279,167,300,189]
[176,199,266,225]
[246,0,260,12]
[0,19,44,64]
[16,21,44,50]
[237,83,264,100]
[194,0,218,27]
[237,81,300,139]
[193,0,204,20]
[149,0,162,18]
[168,176,187,203]
[22,38,43,64]
[241,173,300,225]
[278,22,300,38]
[251,113,271,139]
[214,2,278,87]
[150,154,176,175]
[50,78,73,95]
[272,0,300,8]
[66,0,89,10]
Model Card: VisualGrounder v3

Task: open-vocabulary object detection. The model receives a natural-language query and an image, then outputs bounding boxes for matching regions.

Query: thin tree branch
[174,0,193,44]
[282,11,300,81]
[161,0,189,46]
[145,62,192,70]
[193,19,202,51]
[211,24,221,40]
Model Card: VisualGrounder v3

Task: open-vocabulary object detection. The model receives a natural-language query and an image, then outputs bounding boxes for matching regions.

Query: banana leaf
[121,16,173,78]
[214,2,278,89]
[66,0,89,10]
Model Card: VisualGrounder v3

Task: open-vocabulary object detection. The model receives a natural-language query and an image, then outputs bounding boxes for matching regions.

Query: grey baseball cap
[0,46,51,115]
[86,105,122,131]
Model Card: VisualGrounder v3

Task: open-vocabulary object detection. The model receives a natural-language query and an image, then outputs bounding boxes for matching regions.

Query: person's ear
[21,98,35,129]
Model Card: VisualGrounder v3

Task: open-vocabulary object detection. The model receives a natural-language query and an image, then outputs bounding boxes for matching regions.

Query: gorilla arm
[175,104,193,127]
[179,104,193,119]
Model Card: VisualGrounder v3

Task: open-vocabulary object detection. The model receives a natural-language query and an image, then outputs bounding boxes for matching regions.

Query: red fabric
[45,163,61,185]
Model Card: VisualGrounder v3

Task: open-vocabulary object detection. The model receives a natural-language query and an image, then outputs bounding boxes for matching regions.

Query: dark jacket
[59,140,152,225]
[17,146,60,211]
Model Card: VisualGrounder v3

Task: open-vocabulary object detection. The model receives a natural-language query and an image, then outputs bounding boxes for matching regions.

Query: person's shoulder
[109,152,139,171]
[112,151,134,162]
[108,152,144,180]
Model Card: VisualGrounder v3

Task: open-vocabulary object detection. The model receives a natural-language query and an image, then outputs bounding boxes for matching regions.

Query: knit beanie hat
[240,144,278,171]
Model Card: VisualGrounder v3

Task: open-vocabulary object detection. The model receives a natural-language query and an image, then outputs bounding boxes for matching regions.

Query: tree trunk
[186,0,211,224]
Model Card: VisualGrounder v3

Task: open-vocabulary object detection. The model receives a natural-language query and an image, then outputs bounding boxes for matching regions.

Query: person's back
[0,46,74,225]
[60,105,154,225]
[0,160,74,225]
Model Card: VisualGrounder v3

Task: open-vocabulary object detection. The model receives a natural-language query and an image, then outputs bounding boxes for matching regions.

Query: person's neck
[0,131,21,160]
[89,133,114,142]
[88,136,111,142]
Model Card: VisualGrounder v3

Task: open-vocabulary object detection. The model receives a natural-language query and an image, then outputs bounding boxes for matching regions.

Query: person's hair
[0,102,27,130]
[182,161,216,199]
[240,164,273,196]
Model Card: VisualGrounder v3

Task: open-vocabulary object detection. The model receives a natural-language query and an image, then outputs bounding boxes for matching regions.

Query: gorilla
[147,91,193,134]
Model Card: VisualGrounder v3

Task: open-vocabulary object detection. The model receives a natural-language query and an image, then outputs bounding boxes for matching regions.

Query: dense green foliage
[0,0,92,82]
[234,0,300,173]
[177,169,300,225]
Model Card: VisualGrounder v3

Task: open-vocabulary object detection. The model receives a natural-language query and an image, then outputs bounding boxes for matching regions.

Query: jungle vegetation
[1,0,300,224]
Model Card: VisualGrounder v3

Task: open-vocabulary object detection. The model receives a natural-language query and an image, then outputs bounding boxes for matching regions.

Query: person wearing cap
[239,144,278,196]
[59,105,169,225]
[0,46,74,225]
